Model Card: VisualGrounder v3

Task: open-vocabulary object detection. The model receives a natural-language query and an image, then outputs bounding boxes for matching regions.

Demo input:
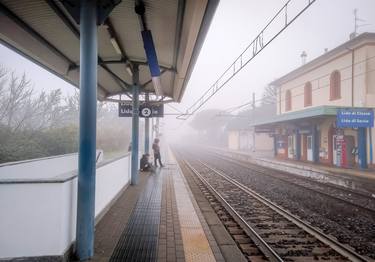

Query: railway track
[208,151,375,214]
[177,151,370,262]
[179,159,271,261]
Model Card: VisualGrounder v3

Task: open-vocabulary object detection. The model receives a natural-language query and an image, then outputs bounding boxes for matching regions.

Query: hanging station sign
[336,108,374,128]
[118,102,164,118]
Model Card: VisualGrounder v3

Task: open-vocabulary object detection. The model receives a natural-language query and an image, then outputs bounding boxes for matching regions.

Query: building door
[307,135,313,161]
[288,135,294,159]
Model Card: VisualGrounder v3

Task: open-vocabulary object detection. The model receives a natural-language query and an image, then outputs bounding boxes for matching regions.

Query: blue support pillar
[295,131,301,160]
[145,93,150,154]
[358,127,368,169]
[370,128,373,166]
[312,125,319,163]
[131,65,140,185]
[75,0,97,260]
[273,136,277,157]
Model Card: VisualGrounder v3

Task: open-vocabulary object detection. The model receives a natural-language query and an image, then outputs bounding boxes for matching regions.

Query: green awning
[251,106,340,127]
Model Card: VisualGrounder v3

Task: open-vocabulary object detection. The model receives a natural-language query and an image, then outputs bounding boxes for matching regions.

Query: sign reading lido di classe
[336,108,374,128]
[118,102,164,118]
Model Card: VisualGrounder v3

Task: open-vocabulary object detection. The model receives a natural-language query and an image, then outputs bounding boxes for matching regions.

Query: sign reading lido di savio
[118,102,164,118]
[336,108,374,128]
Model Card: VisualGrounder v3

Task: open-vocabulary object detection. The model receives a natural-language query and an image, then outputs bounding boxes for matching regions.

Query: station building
[226,104,275,157]
[253,33,375,169]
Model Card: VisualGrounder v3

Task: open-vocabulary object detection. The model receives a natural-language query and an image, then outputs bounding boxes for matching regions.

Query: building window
[304,82,312,107]
[330,70,341,100]
[285,90,292,111]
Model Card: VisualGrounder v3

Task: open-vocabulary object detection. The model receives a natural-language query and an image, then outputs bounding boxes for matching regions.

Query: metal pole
[351,48,354,107]
[145,93,150,154]
[296,130,301,160]
[156,117,159,138]
[151,117,155,143]
[370,127,373,166]
[131,65,140,185]
[312,125,319,163]
[358,127,368,169]
[75,0,97,260]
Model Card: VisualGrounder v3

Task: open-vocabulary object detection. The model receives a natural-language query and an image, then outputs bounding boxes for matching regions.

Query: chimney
[300,51,307,65]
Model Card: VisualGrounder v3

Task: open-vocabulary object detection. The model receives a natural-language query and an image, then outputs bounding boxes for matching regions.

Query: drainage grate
[110,173,163,262]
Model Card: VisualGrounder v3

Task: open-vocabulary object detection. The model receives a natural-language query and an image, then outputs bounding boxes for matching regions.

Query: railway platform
[91,148,245,262]
[213,147,375,181]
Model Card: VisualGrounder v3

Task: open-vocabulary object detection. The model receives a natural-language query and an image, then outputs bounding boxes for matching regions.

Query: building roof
[226,103,276,131]
[271,32,375,86]
[251,105,340,127]
[0,0,219,102]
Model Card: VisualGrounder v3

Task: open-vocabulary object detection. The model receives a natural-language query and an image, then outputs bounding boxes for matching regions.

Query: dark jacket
[152,143,160,154]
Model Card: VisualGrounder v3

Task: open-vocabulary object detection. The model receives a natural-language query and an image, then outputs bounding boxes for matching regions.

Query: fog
[1,0,375,152]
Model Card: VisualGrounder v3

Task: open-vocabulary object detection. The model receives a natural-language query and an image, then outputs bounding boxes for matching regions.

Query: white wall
[0,153,130,259]
[0,150,103,180]
[228,131,239,150]
[277,45,375,115]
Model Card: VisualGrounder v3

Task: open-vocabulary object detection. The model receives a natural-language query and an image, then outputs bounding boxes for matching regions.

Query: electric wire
[217,54,375,117]
[178,0,318,120]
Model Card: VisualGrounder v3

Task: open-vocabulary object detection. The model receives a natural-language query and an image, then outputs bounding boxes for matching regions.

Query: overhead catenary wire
[177,0,317,120]
[216,54,375,118]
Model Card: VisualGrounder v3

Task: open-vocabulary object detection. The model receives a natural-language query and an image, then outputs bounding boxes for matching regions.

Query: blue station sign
[336,108,374,128]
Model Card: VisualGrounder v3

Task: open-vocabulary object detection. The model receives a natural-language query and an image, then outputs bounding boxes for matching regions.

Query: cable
[218,54,375,115]
[166,103,184,114]
[177,0,317,120]
[216,64,375,118]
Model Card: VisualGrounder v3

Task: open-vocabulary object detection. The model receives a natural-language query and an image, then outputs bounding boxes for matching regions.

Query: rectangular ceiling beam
[45,0,132,90]
[0,2,77,70]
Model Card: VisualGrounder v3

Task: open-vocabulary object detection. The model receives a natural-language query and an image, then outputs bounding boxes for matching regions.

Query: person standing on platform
[152,138,164,167]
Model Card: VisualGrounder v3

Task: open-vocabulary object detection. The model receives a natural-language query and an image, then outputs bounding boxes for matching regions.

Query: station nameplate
[118,102,164,118]
[336,108,374,128]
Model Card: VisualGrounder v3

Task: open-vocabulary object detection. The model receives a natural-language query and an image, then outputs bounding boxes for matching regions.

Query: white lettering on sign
[120,108,132,114]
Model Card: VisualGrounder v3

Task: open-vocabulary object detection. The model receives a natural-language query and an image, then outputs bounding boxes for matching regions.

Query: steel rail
[198,160,369,262]
[183,159,283,262]
[211,152,375,214]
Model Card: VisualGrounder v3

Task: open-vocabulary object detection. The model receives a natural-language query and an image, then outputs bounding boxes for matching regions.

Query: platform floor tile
[173,165,217,262]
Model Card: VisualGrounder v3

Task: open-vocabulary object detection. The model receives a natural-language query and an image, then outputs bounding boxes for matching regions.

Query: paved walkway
[92,149,222,262]
[262,157,375,181]
[218,147,375,181]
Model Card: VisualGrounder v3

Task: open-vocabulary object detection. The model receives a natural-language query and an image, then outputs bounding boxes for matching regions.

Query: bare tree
[0,67,65,132]
[0,71,32,130]
[261,84,277,105]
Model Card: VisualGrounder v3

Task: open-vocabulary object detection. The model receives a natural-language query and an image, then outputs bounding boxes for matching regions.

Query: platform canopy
[0,0,218,102]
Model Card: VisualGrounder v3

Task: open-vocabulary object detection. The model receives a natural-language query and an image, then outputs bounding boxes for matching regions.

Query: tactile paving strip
[173,164,216,262]
[109,173,162,262]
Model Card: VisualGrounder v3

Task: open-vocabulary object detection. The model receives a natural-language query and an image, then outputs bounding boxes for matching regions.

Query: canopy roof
[0,0,219,102]
[226,104,276,131]
[251,106,339,128]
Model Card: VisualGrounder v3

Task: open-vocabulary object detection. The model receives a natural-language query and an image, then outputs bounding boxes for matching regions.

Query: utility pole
[252,92,256,109]
[350,9,369,39]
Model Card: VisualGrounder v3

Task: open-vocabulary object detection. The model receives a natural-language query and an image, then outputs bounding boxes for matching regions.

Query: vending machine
[335,135,355,168]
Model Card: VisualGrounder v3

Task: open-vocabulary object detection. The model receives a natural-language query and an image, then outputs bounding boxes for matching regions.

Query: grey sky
[1,0,375,137]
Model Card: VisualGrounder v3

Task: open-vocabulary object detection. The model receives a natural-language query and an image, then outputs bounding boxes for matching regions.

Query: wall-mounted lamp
[110,37,122,55]
[125,64,133,77]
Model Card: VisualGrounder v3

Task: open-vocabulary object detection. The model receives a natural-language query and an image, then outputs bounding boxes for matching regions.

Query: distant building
[252,33,375,169]
[226,104,276,157]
